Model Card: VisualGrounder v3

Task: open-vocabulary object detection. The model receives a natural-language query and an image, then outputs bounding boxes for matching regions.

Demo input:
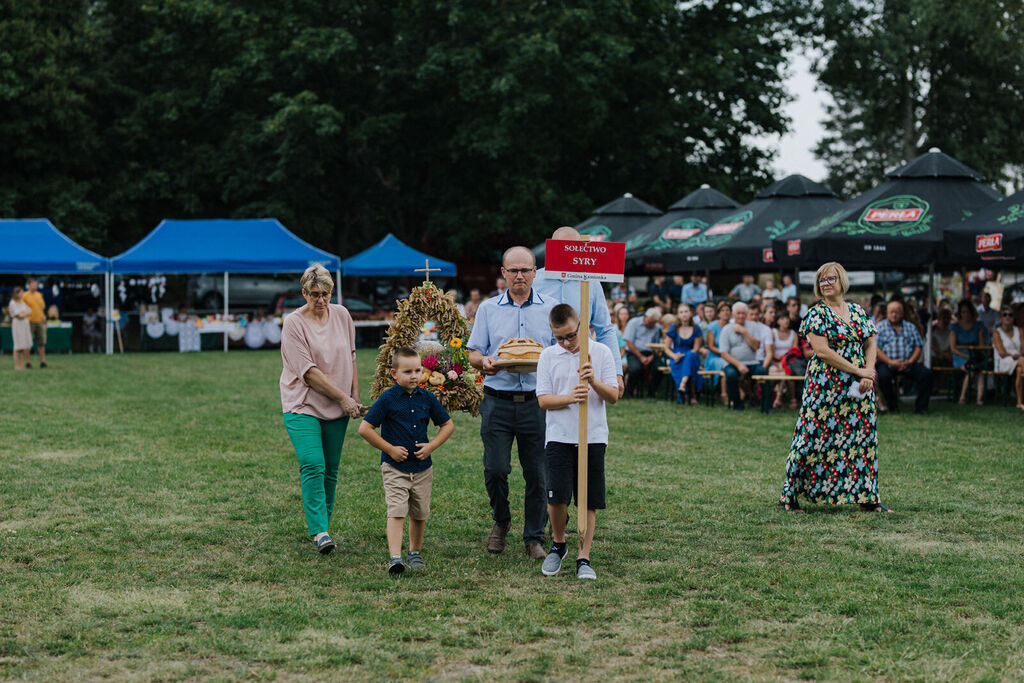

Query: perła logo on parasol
[681,211,752,249]
[642,218,708,251]
[976,233,1003,253]
[579,225,612,242]
[836,195,932,236]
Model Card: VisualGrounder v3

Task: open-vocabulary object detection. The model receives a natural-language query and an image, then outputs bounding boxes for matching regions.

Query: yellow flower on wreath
[449,337,463,348]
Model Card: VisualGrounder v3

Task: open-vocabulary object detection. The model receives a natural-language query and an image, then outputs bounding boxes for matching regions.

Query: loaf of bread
[497,338,543,361]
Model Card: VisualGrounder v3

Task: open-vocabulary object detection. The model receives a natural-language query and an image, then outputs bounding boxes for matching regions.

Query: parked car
[272,292,389,320]
[190,273,298,310]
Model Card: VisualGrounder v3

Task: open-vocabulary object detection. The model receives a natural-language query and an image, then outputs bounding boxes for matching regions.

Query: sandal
[788,399,798,410]
[314,534,337,554]
[778,497,805,513]
[859,503,893,513]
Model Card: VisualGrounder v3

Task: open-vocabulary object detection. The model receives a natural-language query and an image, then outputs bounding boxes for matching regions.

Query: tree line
[2,0,1022,262]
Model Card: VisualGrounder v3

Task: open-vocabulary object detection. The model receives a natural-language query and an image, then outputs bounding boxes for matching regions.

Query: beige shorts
[381,463,433,520]
[30,322,47,347]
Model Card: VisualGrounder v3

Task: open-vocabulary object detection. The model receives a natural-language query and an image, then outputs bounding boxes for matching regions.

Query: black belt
[483,386,536,402]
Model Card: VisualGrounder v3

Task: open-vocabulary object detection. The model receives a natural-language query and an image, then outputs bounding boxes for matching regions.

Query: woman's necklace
[826,299,849,322]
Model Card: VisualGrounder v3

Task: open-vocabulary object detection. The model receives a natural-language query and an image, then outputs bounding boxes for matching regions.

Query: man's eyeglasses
[817,275,838,285]
[503,267,534,276]
[305,291,332,300]
[555,325,580,343]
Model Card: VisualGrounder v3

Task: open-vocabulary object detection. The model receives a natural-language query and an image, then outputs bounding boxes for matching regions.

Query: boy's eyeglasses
[555,325,580,343]
[305,291,332,299]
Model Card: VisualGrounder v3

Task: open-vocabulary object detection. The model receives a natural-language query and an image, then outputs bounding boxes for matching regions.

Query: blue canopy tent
[0,218,108,274]
[110,219,340,353]
[339,233,456,276]
[0,219,109,356]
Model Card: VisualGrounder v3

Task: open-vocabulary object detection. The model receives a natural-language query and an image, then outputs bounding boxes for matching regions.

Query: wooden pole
[577,279,590,537]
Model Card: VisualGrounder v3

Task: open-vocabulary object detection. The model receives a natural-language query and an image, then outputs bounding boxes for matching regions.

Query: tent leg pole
[928,264,936,316]
[223,272,229,352]
[337,269,342,304]
[105,272,112,355]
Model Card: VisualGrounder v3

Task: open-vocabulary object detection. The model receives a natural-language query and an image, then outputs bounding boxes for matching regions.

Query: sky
[759,53,830,182]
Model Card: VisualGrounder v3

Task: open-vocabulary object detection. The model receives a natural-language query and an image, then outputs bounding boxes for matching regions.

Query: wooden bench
[930,366,959,400]
[981,370,1015,406]
[697,370,725,407]
[752,374,806,414]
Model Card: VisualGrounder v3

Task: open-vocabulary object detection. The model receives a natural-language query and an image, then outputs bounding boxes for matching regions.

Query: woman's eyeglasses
[817,275,838,285]
[555,325,580,343]
[305,291,332,300]
[1001,312,1013,318]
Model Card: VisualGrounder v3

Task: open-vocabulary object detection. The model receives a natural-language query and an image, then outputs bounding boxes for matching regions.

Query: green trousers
[283,412,349,536]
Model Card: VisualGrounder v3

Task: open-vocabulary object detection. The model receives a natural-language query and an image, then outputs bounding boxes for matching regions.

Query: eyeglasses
[555,324,580,343]
[817,275,838,285]
[503,267,534,276]
[305,291,332,300]
[1001,312,1013,317]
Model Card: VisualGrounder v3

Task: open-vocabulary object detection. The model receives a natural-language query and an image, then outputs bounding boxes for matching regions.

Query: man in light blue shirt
[535,226,624,397]
[468,246,555,559]
[681,272,709,306]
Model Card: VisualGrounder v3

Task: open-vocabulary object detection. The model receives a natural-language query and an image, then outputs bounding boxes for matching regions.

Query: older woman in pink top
[281,264,364,554]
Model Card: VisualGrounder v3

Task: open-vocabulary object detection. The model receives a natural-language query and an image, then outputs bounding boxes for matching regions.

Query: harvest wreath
[371,281,484,415]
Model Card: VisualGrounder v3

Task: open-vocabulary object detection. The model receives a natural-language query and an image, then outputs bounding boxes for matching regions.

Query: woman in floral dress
[779,262,892,513]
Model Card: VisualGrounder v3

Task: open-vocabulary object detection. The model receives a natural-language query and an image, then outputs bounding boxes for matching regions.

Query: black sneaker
[388,556,405,575]
[40,362,48,368]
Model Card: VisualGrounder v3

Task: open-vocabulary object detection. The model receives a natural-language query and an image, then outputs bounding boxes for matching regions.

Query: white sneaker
[576,562,596,580]
[541,550,564,576]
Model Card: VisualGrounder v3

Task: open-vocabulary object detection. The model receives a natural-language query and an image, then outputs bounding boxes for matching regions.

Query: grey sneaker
[541,549,564,576]
[407,552,426,570]
[576,562,596,580]
[387,556,405,575]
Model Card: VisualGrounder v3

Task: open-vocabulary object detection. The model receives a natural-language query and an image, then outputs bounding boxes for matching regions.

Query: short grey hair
[300,264,334,293]
[731,301,748,315]
[644,307,662,321]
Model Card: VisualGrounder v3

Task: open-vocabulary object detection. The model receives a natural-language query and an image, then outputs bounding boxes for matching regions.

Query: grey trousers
[479,395,548,545]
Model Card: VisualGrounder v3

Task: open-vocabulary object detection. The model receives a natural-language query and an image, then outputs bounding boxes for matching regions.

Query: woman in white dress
[991,305,1024,409]
[8,287,32,370]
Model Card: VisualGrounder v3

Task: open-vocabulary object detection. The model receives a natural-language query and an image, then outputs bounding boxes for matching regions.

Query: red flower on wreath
[422,355,439,370]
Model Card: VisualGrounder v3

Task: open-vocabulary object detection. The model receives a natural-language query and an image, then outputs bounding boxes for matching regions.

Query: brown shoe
[525,542,546,559]
[486,523,509,554]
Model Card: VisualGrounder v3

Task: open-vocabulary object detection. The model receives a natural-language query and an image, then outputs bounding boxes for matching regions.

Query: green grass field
[2,349,1023,680]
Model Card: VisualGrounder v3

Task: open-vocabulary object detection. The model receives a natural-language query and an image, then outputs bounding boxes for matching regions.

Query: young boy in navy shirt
[536,304,619,580]
[359,348,454,574]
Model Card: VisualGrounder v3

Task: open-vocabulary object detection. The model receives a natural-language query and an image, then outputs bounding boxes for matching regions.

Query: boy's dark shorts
[544,442,606,509]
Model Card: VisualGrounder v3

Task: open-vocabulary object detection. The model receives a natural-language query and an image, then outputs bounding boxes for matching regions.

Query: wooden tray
[646,342,667,351]
[492,358,539,373]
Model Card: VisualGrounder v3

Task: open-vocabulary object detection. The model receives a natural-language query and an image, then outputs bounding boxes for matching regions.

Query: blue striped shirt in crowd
[876,319,923,361]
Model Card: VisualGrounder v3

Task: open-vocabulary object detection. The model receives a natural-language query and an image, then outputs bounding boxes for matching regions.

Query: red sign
[544,239,625,283]
[976,233,1003,252]
[705,221,743,236]
[762,248,774,263]
[865,208,923,222]
[662,228,700,240]
[787,239,801,256]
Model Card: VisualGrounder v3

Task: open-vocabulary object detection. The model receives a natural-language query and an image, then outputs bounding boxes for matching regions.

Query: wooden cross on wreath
[414,259,442,282]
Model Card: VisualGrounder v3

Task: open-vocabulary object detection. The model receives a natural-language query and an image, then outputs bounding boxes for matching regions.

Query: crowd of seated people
[604,274,1024,412]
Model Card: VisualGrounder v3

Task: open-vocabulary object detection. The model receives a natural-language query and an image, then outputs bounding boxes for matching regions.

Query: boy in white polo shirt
[535,303,619,580]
